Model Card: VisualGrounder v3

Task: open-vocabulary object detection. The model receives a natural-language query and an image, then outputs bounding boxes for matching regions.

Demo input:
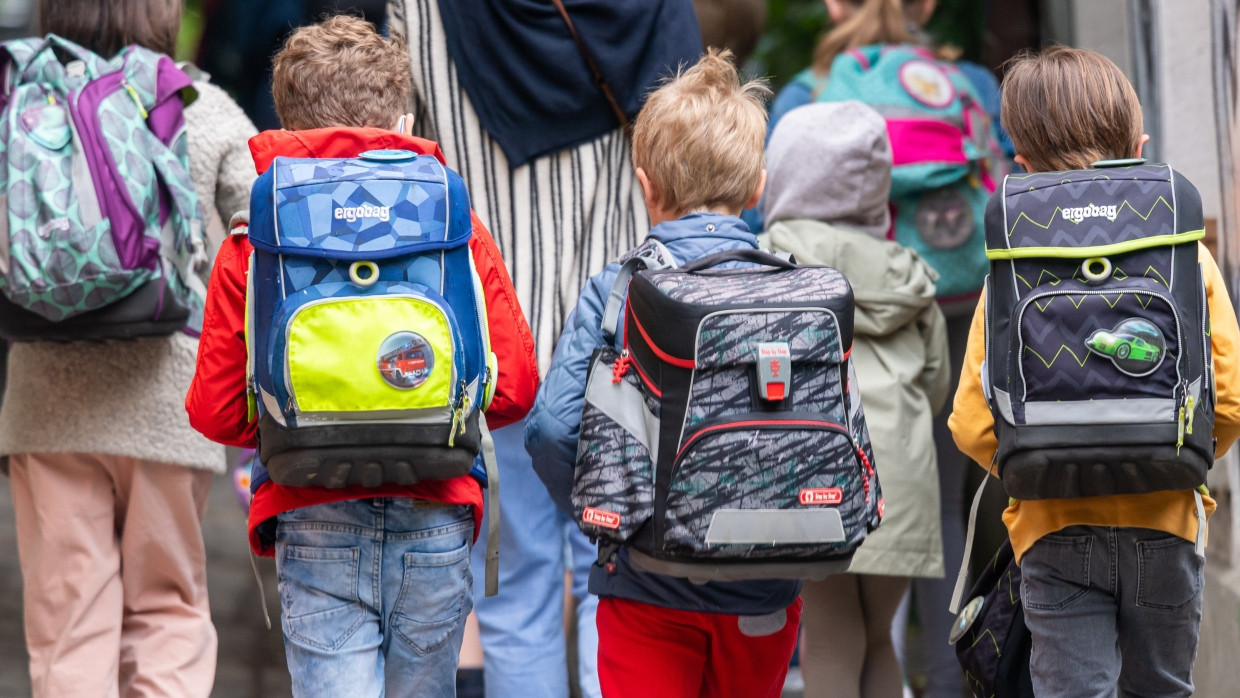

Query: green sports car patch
[1085,318,1166,377]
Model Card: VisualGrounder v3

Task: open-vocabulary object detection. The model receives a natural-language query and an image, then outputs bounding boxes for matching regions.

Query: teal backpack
[0,35,205,341]
[800,44,1005,302]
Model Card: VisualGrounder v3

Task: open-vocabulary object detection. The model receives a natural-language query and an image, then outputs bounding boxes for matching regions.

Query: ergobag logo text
[334,204,391,222]
[982,162,1213,500]
[1061,203,1119,223]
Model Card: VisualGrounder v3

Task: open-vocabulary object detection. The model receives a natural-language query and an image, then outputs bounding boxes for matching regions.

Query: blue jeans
[1020,525,1204,698]
[471,421,601,698]
[275,499,475,698]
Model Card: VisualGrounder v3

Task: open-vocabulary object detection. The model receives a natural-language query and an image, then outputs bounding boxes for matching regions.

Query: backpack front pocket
[663,416,870,559]
[274,283,464,421]
[1013,281,1181,407]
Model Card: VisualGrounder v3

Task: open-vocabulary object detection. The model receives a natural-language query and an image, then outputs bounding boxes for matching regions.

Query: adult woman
[387,2,700,697]
[0,2,256,695]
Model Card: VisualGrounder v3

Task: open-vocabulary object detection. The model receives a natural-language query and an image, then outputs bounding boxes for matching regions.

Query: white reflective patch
[1022,398,1175,425]
[704,509,846,545]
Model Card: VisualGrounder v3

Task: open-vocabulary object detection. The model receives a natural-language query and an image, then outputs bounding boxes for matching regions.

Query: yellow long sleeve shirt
[948,243,1240,561]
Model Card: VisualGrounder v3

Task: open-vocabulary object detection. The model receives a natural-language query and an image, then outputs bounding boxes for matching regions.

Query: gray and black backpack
[983,160,1214,499]
[572,245,882,582]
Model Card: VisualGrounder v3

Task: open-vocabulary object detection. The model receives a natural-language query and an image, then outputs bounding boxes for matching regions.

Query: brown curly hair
[272,15,413,131]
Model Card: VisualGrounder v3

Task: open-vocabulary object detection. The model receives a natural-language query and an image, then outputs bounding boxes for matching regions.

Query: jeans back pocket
[277,545,365,651]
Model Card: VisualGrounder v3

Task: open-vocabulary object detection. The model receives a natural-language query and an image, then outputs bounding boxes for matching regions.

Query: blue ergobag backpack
[0,34,206,341]
[983,160,1213,499]
[246,148,503,593]
[806,44,1005,302]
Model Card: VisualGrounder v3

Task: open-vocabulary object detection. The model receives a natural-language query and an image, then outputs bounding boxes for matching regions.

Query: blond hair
[812,0,926,76]
[1000,46,1144,172]
[272,15,412,131]
[631,48,769,216]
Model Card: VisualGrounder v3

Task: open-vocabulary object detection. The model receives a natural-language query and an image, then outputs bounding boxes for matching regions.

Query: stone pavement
[0,472,293,697]
[3,469,1237,697]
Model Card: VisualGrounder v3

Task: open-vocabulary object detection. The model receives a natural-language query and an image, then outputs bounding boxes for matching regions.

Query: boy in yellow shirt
[949,46,1240,696]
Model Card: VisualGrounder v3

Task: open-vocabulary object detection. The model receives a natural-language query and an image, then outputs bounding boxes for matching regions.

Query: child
[760,100,950,698]
[523,49,802,698]
[185,16,539,698]
[949,46,1240,696]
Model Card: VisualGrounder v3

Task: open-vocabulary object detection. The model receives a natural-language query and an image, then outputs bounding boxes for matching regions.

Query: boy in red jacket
[185,16,538,698]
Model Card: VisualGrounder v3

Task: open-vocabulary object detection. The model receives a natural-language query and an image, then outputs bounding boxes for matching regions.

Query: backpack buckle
[757,342,791,401]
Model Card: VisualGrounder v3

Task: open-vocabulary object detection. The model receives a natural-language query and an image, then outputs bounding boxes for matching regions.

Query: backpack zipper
[674,418,873,505]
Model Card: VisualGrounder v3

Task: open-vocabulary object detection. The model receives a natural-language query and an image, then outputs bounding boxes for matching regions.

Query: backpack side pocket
[573,348,657,543]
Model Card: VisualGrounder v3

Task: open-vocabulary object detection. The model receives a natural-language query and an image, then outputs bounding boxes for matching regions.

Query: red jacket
[186,127,539,555]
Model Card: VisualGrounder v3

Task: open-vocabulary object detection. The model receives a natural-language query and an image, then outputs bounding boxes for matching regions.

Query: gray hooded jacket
[761,101,950,578]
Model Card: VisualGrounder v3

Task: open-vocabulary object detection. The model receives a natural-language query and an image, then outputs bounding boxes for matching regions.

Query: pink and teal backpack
[0,35,205,341]
[799,44,1005,302]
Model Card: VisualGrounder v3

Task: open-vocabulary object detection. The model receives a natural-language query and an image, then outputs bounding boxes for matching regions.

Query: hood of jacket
[248,127,448,174]
[762,219,938,337]
[763,102,893,238]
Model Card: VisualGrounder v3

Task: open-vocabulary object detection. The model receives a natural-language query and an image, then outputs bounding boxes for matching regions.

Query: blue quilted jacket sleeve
[524,266,618,515]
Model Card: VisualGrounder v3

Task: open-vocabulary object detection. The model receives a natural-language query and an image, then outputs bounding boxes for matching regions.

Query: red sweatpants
[596,597,802,698]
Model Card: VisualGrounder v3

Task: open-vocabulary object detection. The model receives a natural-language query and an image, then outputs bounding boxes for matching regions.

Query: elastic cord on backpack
[248,537,273,630]
[480,421,501,597]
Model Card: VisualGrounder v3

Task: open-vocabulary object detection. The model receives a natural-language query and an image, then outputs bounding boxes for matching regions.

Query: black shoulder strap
[599,238,677,340]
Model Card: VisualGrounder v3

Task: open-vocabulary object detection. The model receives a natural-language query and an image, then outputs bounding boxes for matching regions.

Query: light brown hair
[272,15,412,131]
[631,48,769,216]
[812,0,926,76]
[1000,46,1144,172]
[39,0,181,57]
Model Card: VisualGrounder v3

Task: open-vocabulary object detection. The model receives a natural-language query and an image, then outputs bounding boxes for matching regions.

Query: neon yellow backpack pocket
[285,296,456,417]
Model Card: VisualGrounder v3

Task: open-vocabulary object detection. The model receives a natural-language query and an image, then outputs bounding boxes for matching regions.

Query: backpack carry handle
[678,248,797,273]
[11,34,102,78]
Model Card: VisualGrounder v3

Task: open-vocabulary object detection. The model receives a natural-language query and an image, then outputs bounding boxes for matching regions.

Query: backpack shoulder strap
[600,238,677,340]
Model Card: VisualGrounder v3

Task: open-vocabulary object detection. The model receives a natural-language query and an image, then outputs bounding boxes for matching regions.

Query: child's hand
[395,112,415,136]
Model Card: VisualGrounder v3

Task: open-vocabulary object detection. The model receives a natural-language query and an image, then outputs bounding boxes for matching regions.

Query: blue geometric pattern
[271,155,463,254]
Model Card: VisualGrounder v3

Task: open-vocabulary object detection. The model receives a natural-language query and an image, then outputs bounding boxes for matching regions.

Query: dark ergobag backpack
[951,540,1034,698]
[984,160,1213,499]
[572,246,882,582]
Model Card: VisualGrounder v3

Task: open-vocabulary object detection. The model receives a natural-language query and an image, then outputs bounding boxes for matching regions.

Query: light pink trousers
[9,453,217,698]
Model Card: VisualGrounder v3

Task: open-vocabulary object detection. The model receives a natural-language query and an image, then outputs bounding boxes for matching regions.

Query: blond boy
[523,50,802,698]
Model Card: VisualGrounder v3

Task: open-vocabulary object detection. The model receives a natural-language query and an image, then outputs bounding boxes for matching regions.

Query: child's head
[272,15,412,131]
[763,101,892,236]
[814,0,936,75]
[1001,46,1147,173]
[631,48,769,225]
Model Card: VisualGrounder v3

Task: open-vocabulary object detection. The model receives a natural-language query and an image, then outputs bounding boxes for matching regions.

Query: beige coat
[762,220,950,578]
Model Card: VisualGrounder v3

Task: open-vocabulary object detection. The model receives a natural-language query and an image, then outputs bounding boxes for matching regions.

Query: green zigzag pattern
[1024,344,1092,369]
[1008,196,1174,236]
